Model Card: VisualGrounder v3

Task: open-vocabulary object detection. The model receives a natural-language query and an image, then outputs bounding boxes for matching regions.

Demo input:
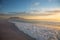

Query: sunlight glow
[19,12,60,22]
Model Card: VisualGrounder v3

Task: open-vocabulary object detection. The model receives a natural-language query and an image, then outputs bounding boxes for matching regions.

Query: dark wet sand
[0,19,35,40]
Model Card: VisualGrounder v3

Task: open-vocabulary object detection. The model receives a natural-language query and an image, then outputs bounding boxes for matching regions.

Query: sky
[1,0,60,13]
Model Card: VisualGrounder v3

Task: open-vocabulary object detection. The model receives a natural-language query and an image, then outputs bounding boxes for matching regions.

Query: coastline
[10,21,60,40]
[0,19,36,40]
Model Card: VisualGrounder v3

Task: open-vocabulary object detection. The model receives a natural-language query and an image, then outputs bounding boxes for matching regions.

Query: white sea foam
[10,21,60,40]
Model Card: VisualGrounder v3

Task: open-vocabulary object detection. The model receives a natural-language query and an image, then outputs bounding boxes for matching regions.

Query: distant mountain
[9,17,26,20]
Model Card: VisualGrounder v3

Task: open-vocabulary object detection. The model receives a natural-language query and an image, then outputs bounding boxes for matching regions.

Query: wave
[9,21,60,40]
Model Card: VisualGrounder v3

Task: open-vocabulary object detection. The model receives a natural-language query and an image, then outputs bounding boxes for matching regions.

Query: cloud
[32,2,40,6]
[30,2,40,10]
[29,2,40,12]
[48,0,52,2]
[48,0,57,2]
[41,8,60,11]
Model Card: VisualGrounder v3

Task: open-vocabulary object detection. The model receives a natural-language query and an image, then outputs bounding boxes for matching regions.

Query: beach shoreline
[10,20,60,40]
[0,19,35,40]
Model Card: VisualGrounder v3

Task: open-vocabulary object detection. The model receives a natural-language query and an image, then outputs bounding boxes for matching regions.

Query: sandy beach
[0,19,35,40]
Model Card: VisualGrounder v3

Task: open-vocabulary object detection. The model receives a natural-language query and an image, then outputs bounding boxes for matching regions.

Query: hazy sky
[1,0,60,13]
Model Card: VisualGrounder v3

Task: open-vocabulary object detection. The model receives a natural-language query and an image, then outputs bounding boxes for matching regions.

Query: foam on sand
[10,21,60,40]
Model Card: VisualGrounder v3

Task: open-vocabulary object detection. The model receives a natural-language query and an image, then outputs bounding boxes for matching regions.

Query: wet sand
[0,19,35,40]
